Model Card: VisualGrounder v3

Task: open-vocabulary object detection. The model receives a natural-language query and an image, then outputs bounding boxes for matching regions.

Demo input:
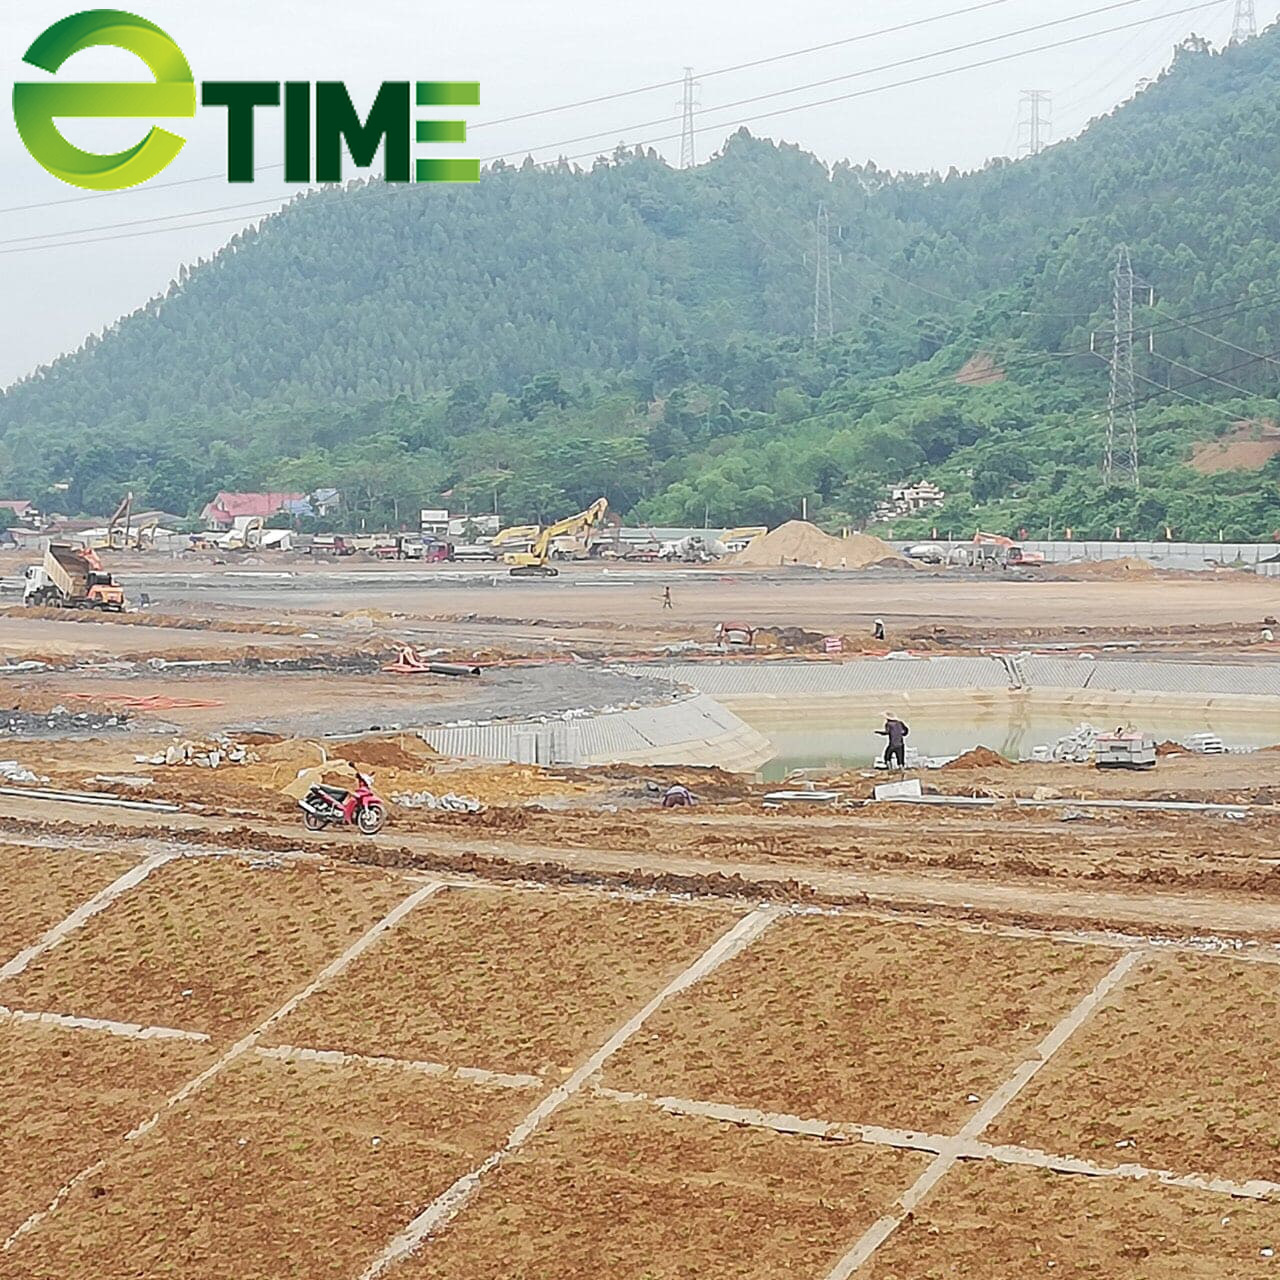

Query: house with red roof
[200,491,303,531]
[0,500,39,527]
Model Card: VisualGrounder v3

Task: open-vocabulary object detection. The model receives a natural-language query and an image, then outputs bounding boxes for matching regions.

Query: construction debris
[383,645,481,676]
[874,778,924,801]
[0,707,125,735]
[0,760,47,783]
[1032,724,1249,763]
[1030,723,1105,764]
[140,736,261,769]
[390,790,484,813]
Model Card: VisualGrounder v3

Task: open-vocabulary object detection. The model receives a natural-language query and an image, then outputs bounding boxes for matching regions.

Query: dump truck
[23,544,125,611]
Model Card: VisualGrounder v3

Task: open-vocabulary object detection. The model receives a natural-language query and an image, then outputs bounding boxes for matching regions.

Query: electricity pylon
[814,202,834,341]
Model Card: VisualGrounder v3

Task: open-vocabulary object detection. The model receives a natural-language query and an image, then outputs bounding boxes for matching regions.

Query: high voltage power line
[0,0,1225,248]
[1150,351,1255,396]
[474,0,1030,127]
[487,0,1215,165]
[0,0,1034,218]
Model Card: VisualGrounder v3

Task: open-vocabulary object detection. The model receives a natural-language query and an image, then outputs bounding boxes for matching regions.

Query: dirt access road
[23,561,1280,641]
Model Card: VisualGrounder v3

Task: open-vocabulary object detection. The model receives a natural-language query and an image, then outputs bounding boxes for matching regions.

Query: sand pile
[1050,556,1161,581]
[732,521,907,569]
[943,746,1012,771]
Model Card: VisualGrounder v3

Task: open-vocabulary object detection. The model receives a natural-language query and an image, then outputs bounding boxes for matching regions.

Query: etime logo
[13,9,479,191]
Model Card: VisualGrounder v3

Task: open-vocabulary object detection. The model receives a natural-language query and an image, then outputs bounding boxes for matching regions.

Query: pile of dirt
[943,746,1013,771]
[3,606,305,635]
[328,734,438,771]
[432,763,589,805]
[1155,740,1185,757]
[754,626,829,652]
[731,521,907,569]
[241,738,329,791]
[1048,556,1162,581]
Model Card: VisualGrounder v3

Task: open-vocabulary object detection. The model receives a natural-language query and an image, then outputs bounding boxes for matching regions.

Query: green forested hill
[4,29,1280,537]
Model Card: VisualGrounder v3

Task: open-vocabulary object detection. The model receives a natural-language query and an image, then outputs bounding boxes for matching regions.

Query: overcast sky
[0,0,1269,386]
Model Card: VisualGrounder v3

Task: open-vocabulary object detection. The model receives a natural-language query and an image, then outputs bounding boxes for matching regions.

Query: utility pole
[813,202,834,342]
[678,68,699,170]
[1017,90,1052,158]
[1232,0,1257,42]
[1092,246,1152,491]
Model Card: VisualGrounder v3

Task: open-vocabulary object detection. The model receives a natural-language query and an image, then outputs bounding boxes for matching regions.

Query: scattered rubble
[0,760,47,783]
[1031,724,1252,763]
[0,706,126,736]
[390,790,484,813]
[140,735,261,769]
[1030,723,1106,764]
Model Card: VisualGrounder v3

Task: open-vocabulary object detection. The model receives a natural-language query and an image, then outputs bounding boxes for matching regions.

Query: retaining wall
[420,692,774,772]
[631,656,1280,701]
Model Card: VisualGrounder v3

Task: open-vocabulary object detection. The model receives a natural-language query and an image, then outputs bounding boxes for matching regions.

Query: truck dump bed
[45,544,90,599]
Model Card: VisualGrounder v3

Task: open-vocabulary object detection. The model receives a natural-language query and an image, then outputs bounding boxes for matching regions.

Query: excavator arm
[506,499,609,577]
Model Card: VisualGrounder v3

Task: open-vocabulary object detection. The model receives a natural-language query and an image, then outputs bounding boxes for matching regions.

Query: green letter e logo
[14,10,195,191]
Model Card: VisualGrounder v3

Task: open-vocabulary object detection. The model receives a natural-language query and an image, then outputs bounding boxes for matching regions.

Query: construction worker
[661,783,694,808]
[876,710,909,771]
[662,585,673,610]
[873,617,886,641]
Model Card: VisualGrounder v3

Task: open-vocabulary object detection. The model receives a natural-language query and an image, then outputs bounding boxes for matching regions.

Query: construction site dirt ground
[7,559,1280,654]
[5,564,1280,1276]
[4,848,1280,1278]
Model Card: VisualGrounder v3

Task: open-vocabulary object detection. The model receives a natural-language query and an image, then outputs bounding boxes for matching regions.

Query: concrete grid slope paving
[822,949,1144,1277]
[420,692,762,764]
[356,906,782,1280]
[3,879,449,1253]
[1087,660,1280,697]
[1016,656,1098,690]
[633,657,1280,699]
[627,657,1012,697]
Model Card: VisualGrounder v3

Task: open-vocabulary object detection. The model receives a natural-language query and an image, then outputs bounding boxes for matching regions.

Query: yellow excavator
[504,498,610,577]
[489,524,540,550]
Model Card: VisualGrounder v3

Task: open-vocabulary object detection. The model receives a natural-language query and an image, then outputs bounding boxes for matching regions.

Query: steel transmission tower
[1104,246,1140,490]
[1232,0,1257,42]
[813,203,834,341]
[1017,90,1052,158]
[678,68,699,169]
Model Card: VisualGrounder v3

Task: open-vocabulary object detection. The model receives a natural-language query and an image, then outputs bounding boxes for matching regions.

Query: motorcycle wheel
[303,812,326,831]
[357,805,385,835]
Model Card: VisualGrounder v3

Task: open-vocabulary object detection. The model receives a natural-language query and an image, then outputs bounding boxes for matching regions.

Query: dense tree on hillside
[5,28,1280,536]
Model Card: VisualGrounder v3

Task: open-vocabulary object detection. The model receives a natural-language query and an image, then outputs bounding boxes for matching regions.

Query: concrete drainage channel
[412,655,1280,771]
[620,656,1280,773]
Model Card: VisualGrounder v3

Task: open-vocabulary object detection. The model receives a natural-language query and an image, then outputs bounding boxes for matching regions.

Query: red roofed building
[0,500,38,526]
[201,491,303,530]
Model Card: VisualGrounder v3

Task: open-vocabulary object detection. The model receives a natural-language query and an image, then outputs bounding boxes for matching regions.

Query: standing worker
[873,617,886,641]
[876,710,909,771]
[662,585,673,610]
